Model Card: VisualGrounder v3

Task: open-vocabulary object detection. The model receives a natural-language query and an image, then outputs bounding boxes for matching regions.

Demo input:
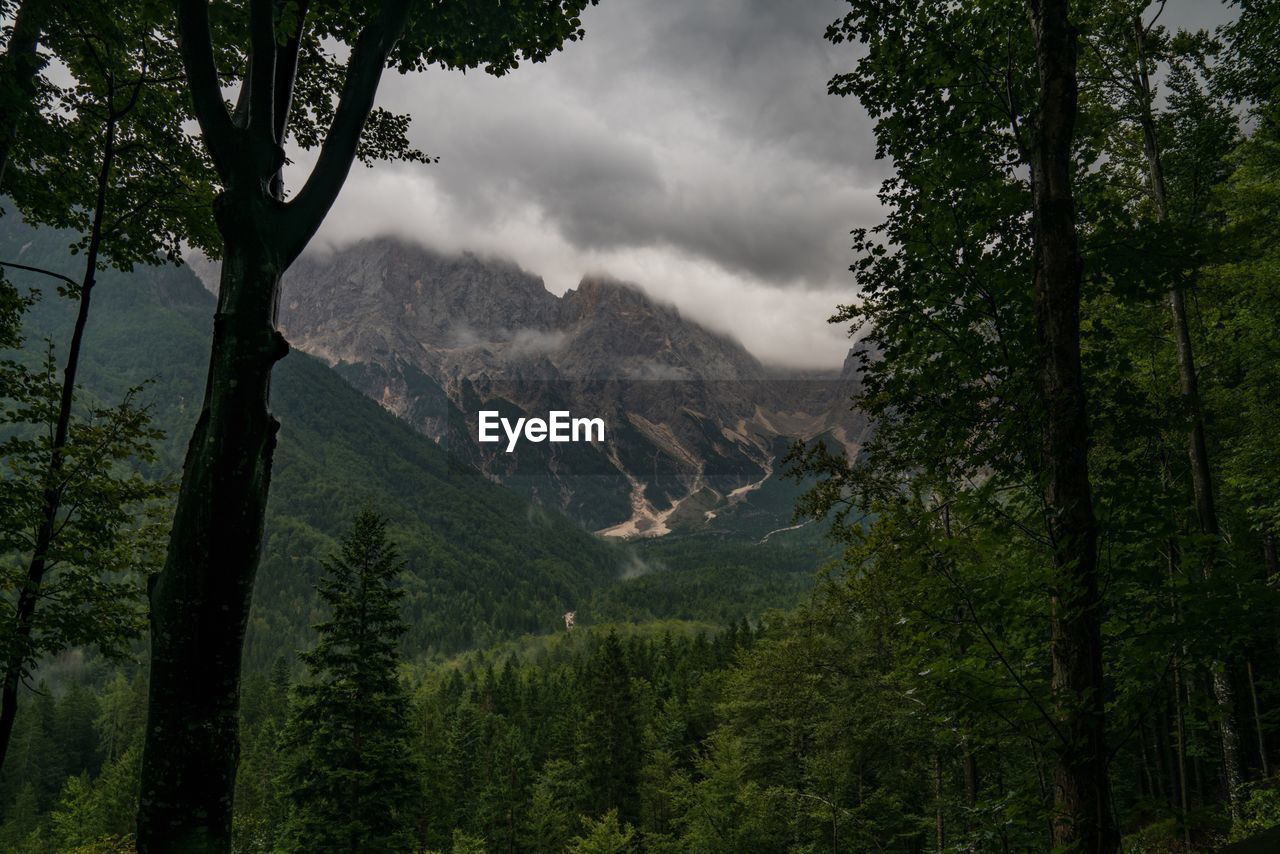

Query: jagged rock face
[555,277,765,381]
[279,243,561,375]
[252,236,867,535]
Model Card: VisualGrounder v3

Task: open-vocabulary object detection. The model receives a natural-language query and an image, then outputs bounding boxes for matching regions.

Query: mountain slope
[227,237,869,535]
[2,218,625,666]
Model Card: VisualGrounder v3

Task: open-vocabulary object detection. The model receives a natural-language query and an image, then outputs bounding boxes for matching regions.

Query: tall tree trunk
[1149,717,1167,803]
[962,736,979,851]
[1166,540,1194,846]
[1155,697,1173,806]
[1173,661,1193,848]
[934,753,946,853]
[1138,721,1155,800]
[136,193,288,853]
[995,743,1011,854]
[0,105,114,771]
[1026,2,1117,850]
[0,0,48,189]
[1247,660,1269,778]
[1130,16,1245,818]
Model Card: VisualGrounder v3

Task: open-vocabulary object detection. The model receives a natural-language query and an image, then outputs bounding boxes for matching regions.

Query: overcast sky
[295,0,1233,370]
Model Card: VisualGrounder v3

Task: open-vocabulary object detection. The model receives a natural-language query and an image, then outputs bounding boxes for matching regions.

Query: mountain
[1,218,629,667]
[202,237,869,535]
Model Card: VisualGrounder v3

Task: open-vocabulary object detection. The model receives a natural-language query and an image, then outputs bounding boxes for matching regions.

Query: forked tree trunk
[138,0,410,845]
[136,194,288,853]
[1026,1,1118,851]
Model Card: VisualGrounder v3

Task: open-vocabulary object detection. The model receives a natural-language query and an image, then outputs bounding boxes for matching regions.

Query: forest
[3,0,1280,852]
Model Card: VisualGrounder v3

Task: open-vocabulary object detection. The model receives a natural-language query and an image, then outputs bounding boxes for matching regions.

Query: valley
[3,217,840,668]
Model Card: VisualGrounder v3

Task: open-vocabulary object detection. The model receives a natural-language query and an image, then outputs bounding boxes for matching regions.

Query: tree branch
[282,0,410,262]
[231,59,252,129]
[269,0,311,199]
[274,0,311,146]
[0,261,79,289]
[248,0,277,145]
[175,0,239,182]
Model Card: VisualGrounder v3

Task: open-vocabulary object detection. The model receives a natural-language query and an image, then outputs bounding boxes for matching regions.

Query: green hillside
[2,217,626,666]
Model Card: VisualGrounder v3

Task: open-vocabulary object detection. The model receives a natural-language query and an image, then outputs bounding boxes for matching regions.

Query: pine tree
[567,809,636,854]
[277,512,421,853]
[578,633,642,823]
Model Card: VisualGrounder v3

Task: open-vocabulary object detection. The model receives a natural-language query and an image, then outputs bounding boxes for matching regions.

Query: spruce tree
[277,512,420,853]
[578,633,641,824]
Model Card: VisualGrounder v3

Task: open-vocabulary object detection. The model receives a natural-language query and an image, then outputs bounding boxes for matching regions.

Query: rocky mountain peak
[204,237,869,536]
[562,275,657,313]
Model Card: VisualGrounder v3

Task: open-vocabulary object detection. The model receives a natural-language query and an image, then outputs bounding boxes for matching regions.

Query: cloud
[624,361,694,382]
[508,328,570,358]
[620,550,667,580]
[284,0,1231,370]
[274,0,873,370]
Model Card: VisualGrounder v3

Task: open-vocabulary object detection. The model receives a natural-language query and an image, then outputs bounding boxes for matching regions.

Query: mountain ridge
[192,236,868,535]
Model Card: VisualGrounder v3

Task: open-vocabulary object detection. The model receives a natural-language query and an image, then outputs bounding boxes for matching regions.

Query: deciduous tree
[140,3,599,847]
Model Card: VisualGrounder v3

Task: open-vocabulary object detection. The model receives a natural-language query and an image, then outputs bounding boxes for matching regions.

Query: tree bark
[136,199,288,851]
[1026,1,1118,851]
[0,0,48,190]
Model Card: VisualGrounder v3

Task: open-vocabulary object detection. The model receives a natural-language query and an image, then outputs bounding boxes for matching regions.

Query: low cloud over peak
[285,0,868,369]
[288,0,1226,370]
